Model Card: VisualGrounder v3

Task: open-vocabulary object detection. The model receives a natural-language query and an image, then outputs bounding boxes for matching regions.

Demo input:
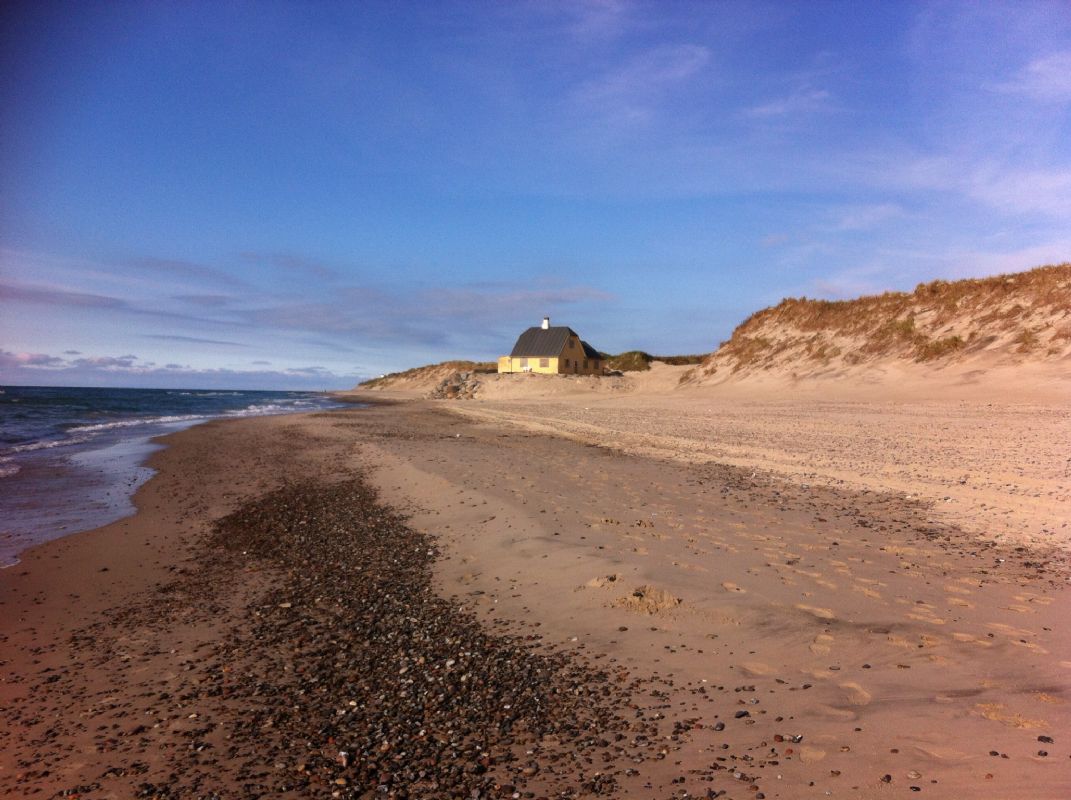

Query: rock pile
[199,478,664,797]
[428,371,483,399]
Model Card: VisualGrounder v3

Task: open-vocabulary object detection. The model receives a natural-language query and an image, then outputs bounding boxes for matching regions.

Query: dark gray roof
[580,340,600,359]
[509,326,575,357]
[509,326,603,359]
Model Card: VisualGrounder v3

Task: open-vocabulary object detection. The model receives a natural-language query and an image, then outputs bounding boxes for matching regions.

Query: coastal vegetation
[687,263,1071,381]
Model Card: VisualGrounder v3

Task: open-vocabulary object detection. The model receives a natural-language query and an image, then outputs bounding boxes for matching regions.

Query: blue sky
[1,1,1069,389]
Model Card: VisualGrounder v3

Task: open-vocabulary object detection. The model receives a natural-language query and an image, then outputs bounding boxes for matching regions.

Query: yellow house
[498,317,603,375]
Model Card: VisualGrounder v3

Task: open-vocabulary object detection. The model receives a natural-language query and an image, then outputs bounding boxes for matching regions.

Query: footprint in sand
[814,704,857,721]
[1003,604,1034,614]
[796,603,836,620]
[952,632,993,646]
[853,584,882,600]
[907,611,947,625]
[740,661,775,677]
[799,746,826,763]
[582,574,621,589]
[722,581,746,593]
[1015,592,1053,606]
[974,702,1046,729]
[911,744,970,763]
[810,633,834,655]
[839,681,872,706]
[947,597,973,608]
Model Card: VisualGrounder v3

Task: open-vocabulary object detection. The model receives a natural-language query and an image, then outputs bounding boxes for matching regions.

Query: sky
[1,1,1069,390]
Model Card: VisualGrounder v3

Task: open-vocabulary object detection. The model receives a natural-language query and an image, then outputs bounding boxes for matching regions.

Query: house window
[584,359,588,369]
[569,339,575,348]
[520,358,529,369]
[563,359,570,367]
[539,357,549,368]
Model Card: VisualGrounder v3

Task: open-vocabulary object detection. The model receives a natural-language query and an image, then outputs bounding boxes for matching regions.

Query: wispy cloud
[993,51,1071,104]
[238,251,340,280]
[142,334,249,347]
[831,203,905,231]
[123,256,249,289]
[0,282,128,309]
[0,349,360,390]
[964,166,1071,217]
[745,87,831,118]
[237,282,614,344]
[572,44,710,124]
[564,0,633,42]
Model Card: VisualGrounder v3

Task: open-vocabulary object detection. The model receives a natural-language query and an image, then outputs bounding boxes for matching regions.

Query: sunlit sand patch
[582,573,621,589]
[740,661,776,677]
[907,612,947,625]
[853,584,882,599]
[1002,603,1034,614]
[721,581,746,593]
[884,545,919,556]
[671,560,708,572]
[1033,692,1064,705]
[1015,592,1053,606]
[813,704,857,721]
[1009,639,1048,655]
[839,681,872,706]
[947,597,972,607]
[987,622,1034,637]
[951,632,993,646]
[944,584,972,595]
[973,702,1046,729]
[795,603,836,620]
[612,584,682,614]
[910,744,970,763]
[809,633,834,655]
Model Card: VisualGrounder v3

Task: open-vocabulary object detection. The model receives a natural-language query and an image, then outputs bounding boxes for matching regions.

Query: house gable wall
[498,326,603,375]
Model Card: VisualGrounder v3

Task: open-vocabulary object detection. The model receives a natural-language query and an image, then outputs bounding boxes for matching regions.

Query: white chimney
[542,316,550,329]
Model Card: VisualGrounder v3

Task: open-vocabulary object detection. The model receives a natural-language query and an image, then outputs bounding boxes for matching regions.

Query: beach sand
[2,396,1069,797]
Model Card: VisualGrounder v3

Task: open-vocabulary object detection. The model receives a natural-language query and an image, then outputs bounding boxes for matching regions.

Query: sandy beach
[2,396,1069,798]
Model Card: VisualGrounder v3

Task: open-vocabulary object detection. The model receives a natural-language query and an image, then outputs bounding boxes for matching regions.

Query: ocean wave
[222,400,316,416]
[8,434,96,454]
[4,398,338,459]
[66,414,208,434]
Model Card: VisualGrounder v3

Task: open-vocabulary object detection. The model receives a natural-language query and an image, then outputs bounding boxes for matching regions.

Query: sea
[0,386,348,567]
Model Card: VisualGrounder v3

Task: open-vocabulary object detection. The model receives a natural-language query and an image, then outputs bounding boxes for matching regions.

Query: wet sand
[2,400,1069,798]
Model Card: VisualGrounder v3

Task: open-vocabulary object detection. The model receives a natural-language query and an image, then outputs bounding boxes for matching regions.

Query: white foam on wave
[222,400,314,417]
[9,434,96,454]
[5,398,336,460]
[66,414,208,434]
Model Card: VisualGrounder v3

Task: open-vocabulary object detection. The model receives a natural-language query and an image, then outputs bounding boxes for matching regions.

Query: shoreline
[2,400,1069,797]
[0,390,355,568]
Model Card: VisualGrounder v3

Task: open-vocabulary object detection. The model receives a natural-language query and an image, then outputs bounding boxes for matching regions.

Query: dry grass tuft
[690,263,1071,381]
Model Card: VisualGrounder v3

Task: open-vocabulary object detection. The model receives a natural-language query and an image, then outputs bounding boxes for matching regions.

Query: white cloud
[831,203,905,231]
[993,51,1071,103]
[965,166,1071,217]
[745,88,831,118]
[572,44,710,124]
